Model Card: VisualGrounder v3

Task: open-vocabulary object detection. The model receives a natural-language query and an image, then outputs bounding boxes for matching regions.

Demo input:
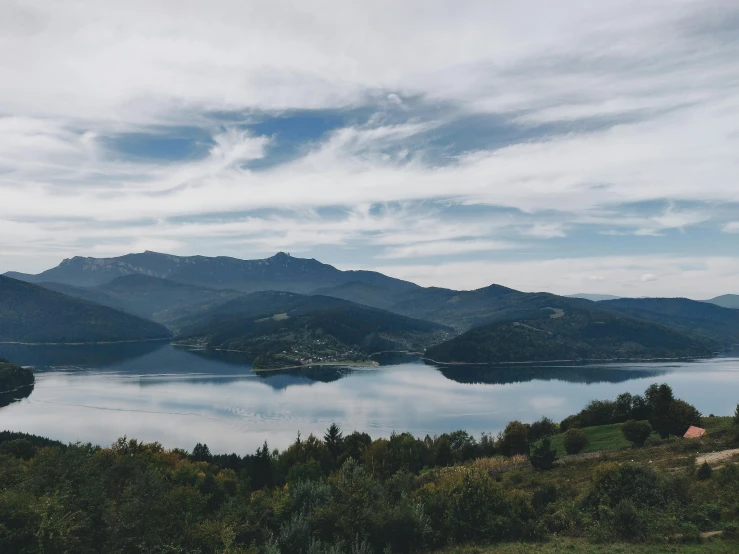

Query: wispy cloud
[0,0,737,295]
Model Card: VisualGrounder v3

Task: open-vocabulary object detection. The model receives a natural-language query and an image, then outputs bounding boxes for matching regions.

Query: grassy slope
[545,423,631,457]
[540,417,733,457]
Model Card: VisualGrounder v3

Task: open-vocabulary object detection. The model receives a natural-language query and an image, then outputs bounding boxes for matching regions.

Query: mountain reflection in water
[1,343,737,452]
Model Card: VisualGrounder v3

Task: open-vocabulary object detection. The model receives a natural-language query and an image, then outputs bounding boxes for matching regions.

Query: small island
[0,359,34,392]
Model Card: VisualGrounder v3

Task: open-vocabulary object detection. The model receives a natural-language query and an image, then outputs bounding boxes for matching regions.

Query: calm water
[1,343,738,453]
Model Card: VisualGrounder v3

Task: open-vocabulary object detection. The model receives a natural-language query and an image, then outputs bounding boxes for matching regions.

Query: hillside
[599,297,739,345]
[0,359,34,392]
[39,275,245,330]
[425,301,719,364]
[706,294,739,309]
[5,251,420,295]
[174,291,452,369]
[0,276,171,344]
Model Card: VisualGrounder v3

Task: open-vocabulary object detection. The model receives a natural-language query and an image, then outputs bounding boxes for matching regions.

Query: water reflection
[0,343,737,453]
[434,363,669,385]
[0,384,33,408]
[0,341,167,369]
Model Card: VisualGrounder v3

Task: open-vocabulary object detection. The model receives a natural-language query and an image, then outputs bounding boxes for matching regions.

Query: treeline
[1,384,738,553]
[560,383,701,437]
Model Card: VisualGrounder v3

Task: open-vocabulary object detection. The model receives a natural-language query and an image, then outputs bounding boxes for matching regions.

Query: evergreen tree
[529,438,558,471]
[324,422,344,458]
[192,442,211,462]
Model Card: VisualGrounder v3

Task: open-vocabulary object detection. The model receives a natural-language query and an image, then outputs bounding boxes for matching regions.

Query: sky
[1,0,738,298]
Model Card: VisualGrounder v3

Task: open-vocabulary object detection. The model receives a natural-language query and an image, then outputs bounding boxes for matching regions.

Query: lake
[1,343,738,454]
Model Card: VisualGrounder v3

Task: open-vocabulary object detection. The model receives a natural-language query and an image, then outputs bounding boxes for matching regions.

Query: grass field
[543,423,631,456]
[539,416,735,458]
[433,537,736,554]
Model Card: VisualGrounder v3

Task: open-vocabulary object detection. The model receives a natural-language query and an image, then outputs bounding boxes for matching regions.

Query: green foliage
[530,438,558,471]
[696,462,713,481]
[528,417,558,442]
[174,291,450,368]
[734,404,739,426]
[1,383,737,552]
[621,420,653,447]
[498,421,529,456]
[425,302,718,364]
[563,429,589,455]
[0,360,34,392]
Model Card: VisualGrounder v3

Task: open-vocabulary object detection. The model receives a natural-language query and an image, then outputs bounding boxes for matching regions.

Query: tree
[563,428,589,455]
[529,438,558,471]
[661,399,701,437]
[192,442,211,462]
[733,404,739,426]
[621,420,653,447]
[498,421,529,456]
[324,423,344,458]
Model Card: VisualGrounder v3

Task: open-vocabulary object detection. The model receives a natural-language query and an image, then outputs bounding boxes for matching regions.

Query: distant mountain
[599,297,739,345]
[174,291,452,369]
[705,294,739,309]
[5,251,419,295]
[425,300,719,364]
[38,274,245,331]
[567,293,622,302]
[318,282,528,331]
[0,276,171,344]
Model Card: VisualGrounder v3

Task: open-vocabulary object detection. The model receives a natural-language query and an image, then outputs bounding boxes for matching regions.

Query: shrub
[528,417,557,441]
[621,420,652,447]
[529,438,558,471]
[696,462,713,481]
[563,429,589,455]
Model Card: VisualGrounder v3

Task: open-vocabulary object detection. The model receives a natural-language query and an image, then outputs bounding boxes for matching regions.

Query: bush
[528,417,557,441]
[529,438,558,471]
[498,421,529,456]
[696,462,713,481]
[563,429,589,455]
[621,420,652,447]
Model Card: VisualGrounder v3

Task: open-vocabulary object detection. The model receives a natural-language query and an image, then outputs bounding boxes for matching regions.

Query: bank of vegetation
[1,383,739,553]
[0,359,34,392]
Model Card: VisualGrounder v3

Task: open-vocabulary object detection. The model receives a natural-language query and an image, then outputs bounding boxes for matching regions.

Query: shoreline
[252,360,381,372]
[0,338,171,346]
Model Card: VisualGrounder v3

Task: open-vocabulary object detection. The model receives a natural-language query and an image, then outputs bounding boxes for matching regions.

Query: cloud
[0,0,737,297]
[640,273,659,282]
[723,222,739,233]
[370,256,739,297]
[378,240,518,259]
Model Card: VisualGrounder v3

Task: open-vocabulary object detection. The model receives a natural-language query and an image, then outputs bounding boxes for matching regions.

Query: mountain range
[2,251,738,364]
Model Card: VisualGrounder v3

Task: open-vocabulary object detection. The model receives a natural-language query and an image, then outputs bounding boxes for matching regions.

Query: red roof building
[683,426,707,439]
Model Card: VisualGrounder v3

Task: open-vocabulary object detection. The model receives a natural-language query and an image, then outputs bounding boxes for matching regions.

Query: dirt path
[696,448,739,465]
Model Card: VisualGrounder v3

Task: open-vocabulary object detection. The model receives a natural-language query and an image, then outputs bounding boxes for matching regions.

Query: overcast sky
[1,0,738,297]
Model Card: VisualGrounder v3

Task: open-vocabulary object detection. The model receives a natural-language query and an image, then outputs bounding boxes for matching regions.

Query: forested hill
[0,359,34,392]
[0,276,171,344]
[599,297,739,345]
[174,291,451,369]
[38,274,245,330]
[425,303,720,364]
